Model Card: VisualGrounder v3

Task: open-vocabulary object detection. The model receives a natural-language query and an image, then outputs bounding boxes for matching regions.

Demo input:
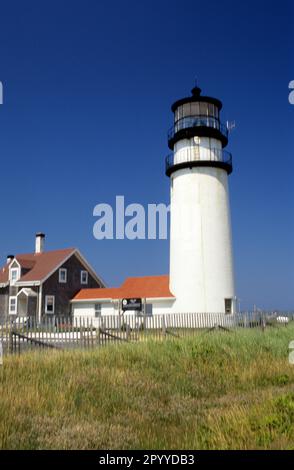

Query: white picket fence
[0,311,292,355]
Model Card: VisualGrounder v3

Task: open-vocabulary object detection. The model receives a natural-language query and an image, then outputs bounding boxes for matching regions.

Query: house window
[9,296,17,315]
[113,300,120,313]
[45,295,55,314]
[59,268,67,283]
[225,298,233,314]
[81,270,88,285]
[145,303,153,316]
[10,268,19,285]
[94,303,102,317]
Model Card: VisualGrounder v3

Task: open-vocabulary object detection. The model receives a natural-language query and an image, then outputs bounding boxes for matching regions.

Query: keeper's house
[0,233,104,322]
[71,275,175,323]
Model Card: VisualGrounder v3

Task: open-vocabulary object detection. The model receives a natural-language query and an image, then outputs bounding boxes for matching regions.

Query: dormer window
[59,268,67,283]
[10,267,20,285]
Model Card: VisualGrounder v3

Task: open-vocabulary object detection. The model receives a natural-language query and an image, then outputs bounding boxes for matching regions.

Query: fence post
[162,315,166,338]
[83,317,86,348]
[90,319,94,348]
[9,330,13,354]
[261,313,266,332]
[126,324,130,341]
[96,318,100,346]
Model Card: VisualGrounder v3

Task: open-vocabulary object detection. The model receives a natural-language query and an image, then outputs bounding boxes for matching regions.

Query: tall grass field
[0,325,294,449]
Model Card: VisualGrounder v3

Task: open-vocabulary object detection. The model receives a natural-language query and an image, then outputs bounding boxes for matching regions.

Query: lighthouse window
[225,298,233,314]
[176,105,183,121]
[199,102,208,116]
[191,102,199,116]
[182,103,191,118]
[208,103,214,117]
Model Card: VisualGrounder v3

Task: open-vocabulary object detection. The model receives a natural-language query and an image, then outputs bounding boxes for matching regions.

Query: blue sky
[0,0,293,310]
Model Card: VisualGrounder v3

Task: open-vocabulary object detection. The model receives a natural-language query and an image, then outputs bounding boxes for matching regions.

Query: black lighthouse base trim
[165,160,233,177]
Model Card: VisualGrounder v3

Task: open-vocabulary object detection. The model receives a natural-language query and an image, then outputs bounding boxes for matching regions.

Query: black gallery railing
[168,115,229,141]
[166,147,232,173]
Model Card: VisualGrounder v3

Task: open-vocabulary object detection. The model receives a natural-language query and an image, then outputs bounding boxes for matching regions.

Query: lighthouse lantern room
[166,85,235,314]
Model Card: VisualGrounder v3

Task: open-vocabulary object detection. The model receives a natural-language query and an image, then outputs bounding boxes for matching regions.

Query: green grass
[0,325,294,449]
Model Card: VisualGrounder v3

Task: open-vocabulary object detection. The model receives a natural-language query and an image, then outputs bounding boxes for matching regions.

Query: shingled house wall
[41,253,101,318]
[0,286,9,322]
[0,252,102,321]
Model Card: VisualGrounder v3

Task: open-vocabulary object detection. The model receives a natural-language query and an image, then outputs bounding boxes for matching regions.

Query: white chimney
[35,233,45,254]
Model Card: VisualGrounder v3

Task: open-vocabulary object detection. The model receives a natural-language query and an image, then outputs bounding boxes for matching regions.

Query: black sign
[122,298,142,311]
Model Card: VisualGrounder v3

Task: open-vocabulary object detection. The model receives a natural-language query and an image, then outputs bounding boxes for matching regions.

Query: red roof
[0,248,75,284]
[73,275,174,300]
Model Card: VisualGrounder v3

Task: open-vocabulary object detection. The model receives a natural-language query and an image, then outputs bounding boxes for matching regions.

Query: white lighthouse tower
[167,85,235,314]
